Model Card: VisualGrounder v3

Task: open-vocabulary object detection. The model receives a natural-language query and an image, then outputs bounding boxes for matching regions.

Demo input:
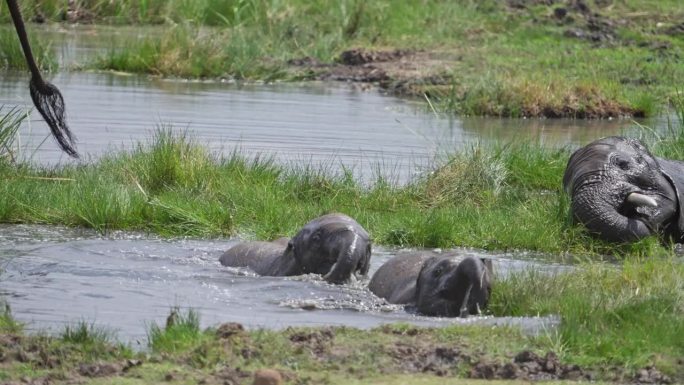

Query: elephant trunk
[322,231,370,284]
[572,185,652,242]
[446,257,489,317]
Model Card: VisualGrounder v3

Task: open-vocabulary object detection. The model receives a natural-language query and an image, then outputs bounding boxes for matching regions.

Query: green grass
[0,27,57,71]
[492,257,684,371]
[147,307,206,353]
[0,302,23,334]
[61,321,114,345]
[2,1,683,117]
[2,124,682,256]
[0,106,26,163]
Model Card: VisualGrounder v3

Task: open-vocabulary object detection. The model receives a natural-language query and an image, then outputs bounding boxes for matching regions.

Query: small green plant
[61,320,114,345]
[0,301,23,333]
[148,307,204,353]
[0,106,25,164]
[672,90,684,126]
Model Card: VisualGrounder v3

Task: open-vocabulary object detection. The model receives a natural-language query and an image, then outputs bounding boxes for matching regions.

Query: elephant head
[414,256,491,317]
[563,136,684,243]
[283,213,371,284]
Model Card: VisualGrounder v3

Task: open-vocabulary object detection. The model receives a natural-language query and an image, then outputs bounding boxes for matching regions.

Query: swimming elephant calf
[369,252,492,317]
[563,136,684,243]
[219,213,371,284]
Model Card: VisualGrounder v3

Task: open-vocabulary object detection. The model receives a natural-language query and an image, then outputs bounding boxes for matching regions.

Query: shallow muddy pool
[0,225,566,345]
[0,26,650,183]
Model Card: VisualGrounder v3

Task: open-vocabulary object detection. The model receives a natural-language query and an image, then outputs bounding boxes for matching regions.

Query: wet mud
[287,48,454,98]
[470,351,590,381]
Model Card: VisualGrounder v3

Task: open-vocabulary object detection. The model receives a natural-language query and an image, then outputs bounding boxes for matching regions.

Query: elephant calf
[369,252,492,317]
[219,213,371,284]
[563,136,684,243]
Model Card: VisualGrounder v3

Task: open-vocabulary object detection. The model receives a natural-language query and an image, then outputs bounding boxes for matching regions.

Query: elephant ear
[657,157,684,242]
[563,137,622,194]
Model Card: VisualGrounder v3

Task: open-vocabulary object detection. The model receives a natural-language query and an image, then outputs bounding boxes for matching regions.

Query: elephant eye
[617,159,630,170]
[433,267,443,277]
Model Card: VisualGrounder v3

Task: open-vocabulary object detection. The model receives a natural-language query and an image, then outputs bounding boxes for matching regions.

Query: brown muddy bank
[0,323,675,385]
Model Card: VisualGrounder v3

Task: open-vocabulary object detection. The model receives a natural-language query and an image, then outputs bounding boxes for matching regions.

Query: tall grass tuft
[60,320,133,359]
[671,91,684,127]
[0,301,23,334]
[68,171,145,233]
[0,29,57,72]
[0,106,26,164]
[148,307,205,353]
[126,127,217,194]
[94,23,280,79]
[61,321,114,345]
[631,93,684,161]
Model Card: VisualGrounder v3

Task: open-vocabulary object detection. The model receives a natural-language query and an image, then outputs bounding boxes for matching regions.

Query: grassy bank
[0,126,656,255]
[0,299,678,384]
[2,0,683,117]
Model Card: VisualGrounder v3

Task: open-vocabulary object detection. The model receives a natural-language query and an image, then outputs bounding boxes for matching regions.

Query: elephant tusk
[458,284,473,318]
[626,192,658,208]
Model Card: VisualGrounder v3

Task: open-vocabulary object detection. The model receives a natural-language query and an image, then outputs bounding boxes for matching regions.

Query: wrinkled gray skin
[563,136,684,243]
[219,213,371,284]
[369,252,492,317]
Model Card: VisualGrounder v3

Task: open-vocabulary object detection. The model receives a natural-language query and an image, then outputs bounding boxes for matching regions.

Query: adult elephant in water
[563,136,684,243]
[369,252,492,317]
[219,213,372,284]
[6,0,77,157]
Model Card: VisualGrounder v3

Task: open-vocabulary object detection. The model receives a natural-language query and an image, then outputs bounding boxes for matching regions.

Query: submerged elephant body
[369,252,492,317]
[563,136,684,243]
[220,213,371,284]
[219,238,293,276]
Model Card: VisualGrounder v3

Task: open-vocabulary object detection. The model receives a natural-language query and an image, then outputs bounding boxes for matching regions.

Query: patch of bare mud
[288,48,455,94]
[470,351,590,381]
[287,327,335,357]
[388,342,467,376]
[469,350,673,384]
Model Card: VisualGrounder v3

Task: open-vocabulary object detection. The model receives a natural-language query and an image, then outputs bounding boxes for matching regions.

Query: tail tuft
[30,78,78,158]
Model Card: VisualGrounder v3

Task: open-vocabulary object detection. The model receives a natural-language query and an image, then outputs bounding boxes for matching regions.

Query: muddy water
[0,225,565,344]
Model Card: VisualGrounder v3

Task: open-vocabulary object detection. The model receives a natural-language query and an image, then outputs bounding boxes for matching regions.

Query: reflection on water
[460,116,644,147]
[0,225,564,343]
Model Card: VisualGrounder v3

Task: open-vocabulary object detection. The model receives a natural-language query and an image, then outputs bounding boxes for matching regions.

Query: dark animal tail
[6,0,78,158]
